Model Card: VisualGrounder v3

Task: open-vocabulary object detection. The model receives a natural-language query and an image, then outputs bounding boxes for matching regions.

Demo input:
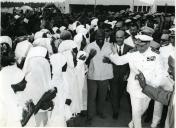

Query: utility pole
[94,0,96,16]
[132,0,134,12]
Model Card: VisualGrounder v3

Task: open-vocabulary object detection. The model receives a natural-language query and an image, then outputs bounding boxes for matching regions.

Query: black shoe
[86,116,93,125]
[80,110,87,117]
[144,115,152,123]
[97,113,106,119]
[112,112,119,120]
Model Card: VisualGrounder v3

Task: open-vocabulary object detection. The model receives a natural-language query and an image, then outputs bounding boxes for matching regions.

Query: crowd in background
[0,3,175,128]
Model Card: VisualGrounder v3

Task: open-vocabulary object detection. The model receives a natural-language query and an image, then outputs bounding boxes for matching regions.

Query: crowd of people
[0,3,175,128]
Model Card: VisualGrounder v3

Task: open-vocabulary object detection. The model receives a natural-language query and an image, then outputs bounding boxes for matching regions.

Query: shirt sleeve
[142,85,172,105]
[109,53,130,65]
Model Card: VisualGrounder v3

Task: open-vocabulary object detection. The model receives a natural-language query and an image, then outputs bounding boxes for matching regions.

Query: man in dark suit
[110,30,132,119]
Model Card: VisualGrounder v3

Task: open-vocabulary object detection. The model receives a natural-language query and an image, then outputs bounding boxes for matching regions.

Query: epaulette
[151,48,160,54]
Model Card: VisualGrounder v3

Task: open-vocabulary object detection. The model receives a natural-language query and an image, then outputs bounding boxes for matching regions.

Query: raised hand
[78,54,87,61]
[89,49,97,58]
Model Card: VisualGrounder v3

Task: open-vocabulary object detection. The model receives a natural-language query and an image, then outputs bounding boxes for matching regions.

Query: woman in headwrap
[48,52,72,126]
[74,33,88,115]
[15,40,33,69]
[58,30,82,116]
[33,37,58,56]
[0,36,25,126]
[22,46,53,126]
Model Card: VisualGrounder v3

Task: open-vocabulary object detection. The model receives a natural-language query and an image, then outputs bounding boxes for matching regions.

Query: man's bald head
[115,30,125,46]
[60,30,72,40]
[116,30,125,37]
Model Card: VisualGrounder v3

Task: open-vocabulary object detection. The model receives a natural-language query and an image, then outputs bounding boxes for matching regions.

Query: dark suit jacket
[113,44,132,80]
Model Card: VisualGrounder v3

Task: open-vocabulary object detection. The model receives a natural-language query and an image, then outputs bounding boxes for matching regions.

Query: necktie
[118,46,121,56]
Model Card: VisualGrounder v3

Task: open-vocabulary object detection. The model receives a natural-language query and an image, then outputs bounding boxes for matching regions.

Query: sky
[1,0,174,5]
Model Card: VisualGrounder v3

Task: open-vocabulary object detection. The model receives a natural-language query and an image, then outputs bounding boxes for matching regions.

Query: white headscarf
[40,29,52,38]
[74,33,83,50]
[34,31,45,40]
[91,18,98,29]
[76,27,88,35]
[58,40,77,68]
[85,24,91,32]
[58,40,77,53]
[72,21,79,31]
[76,25,84,34]
[23,46,47,74]
[33,38,53,55]
[0,36,12,48]
[15,40,33,63]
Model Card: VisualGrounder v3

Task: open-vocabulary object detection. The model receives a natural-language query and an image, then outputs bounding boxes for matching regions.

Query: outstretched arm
[135,71,173,106]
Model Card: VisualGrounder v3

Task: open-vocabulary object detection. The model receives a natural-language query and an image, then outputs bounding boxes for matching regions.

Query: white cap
[141,26,155,35]
[135,35,153,42]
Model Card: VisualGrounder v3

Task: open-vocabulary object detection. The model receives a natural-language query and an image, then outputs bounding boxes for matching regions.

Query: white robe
[62,51,82,115]
[0,65,24,126]
[22,47,52,126]
[75,51,88,111]
[47,53,71,126]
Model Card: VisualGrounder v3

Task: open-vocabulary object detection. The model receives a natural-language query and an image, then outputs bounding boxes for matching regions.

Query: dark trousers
[87,79,109,118]
[111,75,127,114]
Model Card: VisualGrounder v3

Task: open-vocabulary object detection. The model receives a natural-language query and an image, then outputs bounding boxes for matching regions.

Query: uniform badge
[147,56,156,61]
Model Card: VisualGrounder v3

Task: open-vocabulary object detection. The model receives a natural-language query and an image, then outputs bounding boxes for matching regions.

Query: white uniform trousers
[151,101,163,128]
[130,95,151,128]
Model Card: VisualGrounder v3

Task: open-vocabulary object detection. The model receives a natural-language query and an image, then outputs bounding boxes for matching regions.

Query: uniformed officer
[107,34,173,128]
